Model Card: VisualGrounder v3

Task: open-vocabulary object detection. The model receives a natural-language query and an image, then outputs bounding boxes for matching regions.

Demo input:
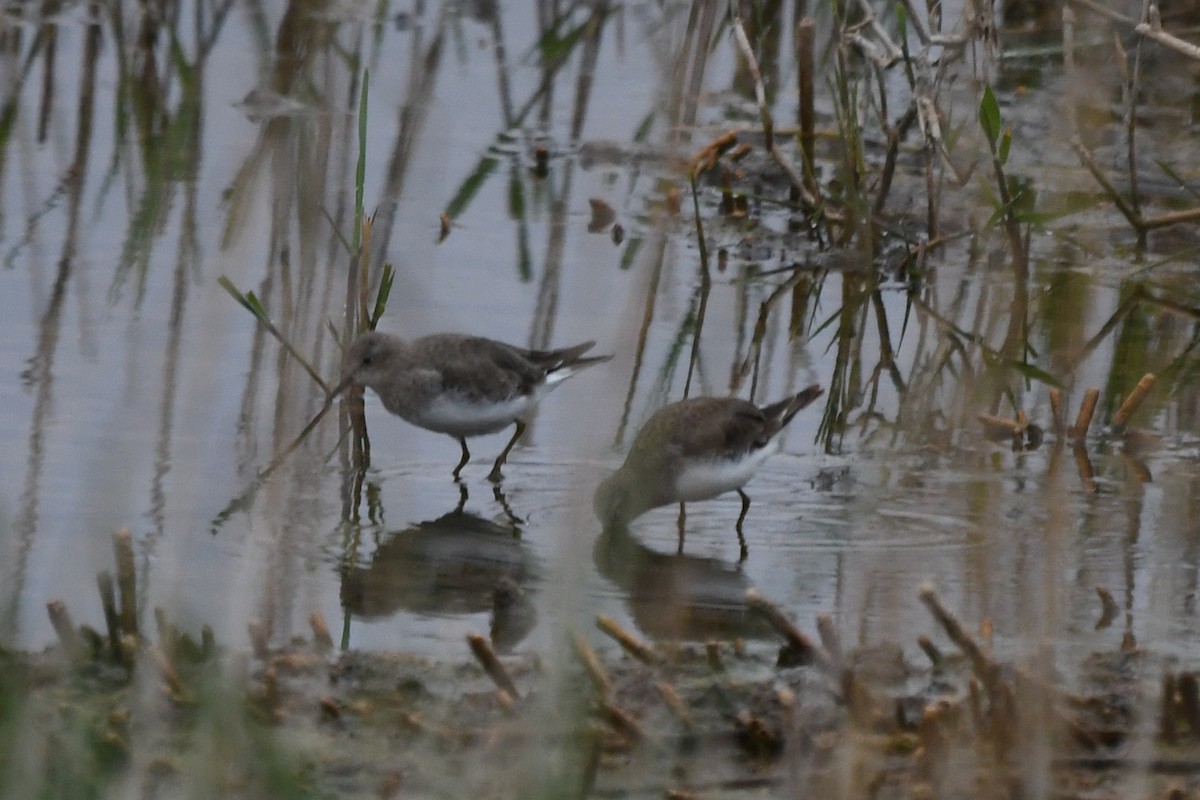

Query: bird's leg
[735,489,751,561]
[453,438,471,479]
[488,420,527,483]
[676,502,687,554]
[455,479,469,513]
[493,483,523,530]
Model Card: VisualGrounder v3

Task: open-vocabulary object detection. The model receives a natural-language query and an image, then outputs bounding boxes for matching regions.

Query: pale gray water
[1,1,1199,682]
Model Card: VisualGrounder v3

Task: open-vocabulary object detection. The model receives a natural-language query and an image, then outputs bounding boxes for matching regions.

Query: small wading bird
[332,331,611,481]
[593,386,823,560]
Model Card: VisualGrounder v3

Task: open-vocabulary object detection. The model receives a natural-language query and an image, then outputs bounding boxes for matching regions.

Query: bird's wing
[417,336,544,402]
[671,398,772,457]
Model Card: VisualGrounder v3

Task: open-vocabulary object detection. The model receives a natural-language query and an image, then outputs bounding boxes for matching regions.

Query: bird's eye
[361,355,373,366]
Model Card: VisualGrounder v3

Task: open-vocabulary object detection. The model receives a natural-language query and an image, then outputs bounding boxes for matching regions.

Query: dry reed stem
[705,641,723,671]
[688,132,738,176]
[96,571,121,659]
[152,646,183,697]
[401,712,476,745]
[1072,388,1100,441]
[601,698,646,743]
[467,633,520,700]
[1178,673,1200,736]
[1068,0,1137,24]
[154,607,174,650]
[796,17,816,187]
[47,600,83,662]
[248,620,271,659]
[1136,6,1200,60]
[1095,586,1120,630]
[729,4,772,150]
[1070,138,1144,230]
[1072,444,1097,494]
[817,614,843,668]
[596,614,659,665]
[1048,388,1064,435]
[918,635,944,668]
[113,528,138,639]
[310,612,334,652]
[655,681,694,729]
[1111,373,1155,431]
[744,590,834,674]
[1162,672,1178,743]
[571,632,611,694]
[319,696,341,721]
[917,585,999,688]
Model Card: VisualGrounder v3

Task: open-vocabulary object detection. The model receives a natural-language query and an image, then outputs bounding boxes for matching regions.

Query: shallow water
[1,0,1199,684]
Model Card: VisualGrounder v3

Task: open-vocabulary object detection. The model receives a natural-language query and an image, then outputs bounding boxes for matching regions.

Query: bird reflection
[341,509,538,651]
[592,522,772,642]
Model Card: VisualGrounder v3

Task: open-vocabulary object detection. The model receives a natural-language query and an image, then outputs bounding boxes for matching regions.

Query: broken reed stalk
[1095,586,1120,629]
[796,17,816,191]
[571,632,612,694]
[1072,387,1100,441]
[744,590,835,674]
[47,600,84,662]
[918,634,944,668]
[730,1,773,150]
[1070,138,1145,234]
[1048,388,1064,435]
[310,612,334,652]
[655,681,695,728]
[601,698,646,743]
[1073,443,1098,493]
[596,614,659,665]
[152,646,183,696]
[113,528,138,639]
[96,570,121,659]
[1135,6,1200,61]
[816,613,843,668]
[248,620,271,659]
[1111,373,1155,432]
[1162,672,1179,743]
[1178,673,1200,735]
[467,633,520,700]
[705,640,723,671]
[917,585,999,688]
[154,607,175,651]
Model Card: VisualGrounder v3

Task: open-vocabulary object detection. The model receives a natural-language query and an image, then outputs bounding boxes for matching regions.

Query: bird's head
[331,331,402,397]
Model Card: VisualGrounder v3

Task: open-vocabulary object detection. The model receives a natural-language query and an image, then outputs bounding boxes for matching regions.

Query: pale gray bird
[594,386,823,558]
[333,331,610,481]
